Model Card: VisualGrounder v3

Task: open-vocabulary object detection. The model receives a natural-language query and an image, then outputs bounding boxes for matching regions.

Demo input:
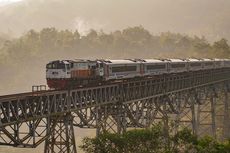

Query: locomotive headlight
[52,72,59,75]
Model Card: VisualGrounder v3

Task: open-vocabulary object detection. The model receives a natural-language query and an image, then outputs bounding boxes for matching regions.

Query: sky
[0,0,22,6]
[0,0,230,42]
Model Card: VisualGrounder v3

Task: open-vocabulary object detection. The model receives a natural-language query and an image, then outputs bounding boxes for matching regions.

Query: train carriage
[103,59,141,80]
[223,59,230,67]
[46,58,230,89]
[142,59,168,76]
[187,58,203,71]
[202,59,215,69]
[168,59,188,73]
[213,59,224,68]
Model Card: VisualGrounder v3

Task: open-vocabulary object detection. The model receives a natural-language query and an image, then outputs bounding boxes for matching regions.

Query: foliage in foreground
[80,124,230,153]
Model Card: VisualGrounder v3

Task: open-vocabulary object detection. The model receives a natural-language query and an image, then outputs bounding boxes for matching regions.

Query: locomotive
[46,58,230,89]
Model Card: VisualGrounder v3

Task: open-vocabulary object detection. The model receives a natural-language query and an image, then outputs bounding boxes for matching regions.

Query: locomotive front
[46,59,104,89]
[46,60,72,89]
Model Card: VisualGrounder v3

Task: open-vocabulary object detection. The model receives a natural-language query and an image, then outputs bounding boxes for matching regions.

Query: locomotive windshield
[46,63,52,69]
[46,61,66,69]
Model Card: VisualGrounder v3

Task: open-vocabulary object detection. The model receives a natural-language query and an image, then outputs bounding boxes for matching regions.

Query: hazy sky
[0,0,22,6]
[0,0,230,41]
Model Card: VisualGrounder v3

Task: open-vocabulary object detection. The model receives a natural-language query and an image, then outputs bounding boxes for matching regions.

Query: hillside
[0,26,229,95]
[0,0,230,41]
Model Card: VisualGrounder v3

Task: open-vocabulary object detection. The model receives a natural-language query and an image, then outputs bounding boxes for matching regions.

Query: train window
[216,62,221,66]
[52,64,56,69]
[190,63,201,67]
[78,63,88,69]
[205,62,213,66]
[126,66,136,71]
[112,66,137,73]
[46,64,52,69]
[171,63,185,68]
[57,63,65,69]
[47,61,66,69]
[112,67,124,73]
[147,64,166,70]
[66,64,70,70]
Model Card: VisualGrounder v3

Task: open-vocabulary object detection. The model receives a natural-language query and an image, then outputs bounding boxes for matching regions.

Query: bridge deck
[0,68,229,127]
[0,68,230,151]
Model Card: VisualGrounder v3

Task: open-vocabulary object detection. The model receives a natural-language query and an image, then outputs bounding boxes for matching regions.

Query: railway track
[0,90,55,101]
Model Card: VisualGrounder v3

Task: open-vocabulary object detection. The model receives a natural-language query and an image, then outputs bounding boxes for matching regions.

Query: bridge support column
[162,101,170,146]
[210,96,216,139]
[223,89,230,139]
[96,104,127,136]
[191,98,197,135]
[44,113,77,153]
[116,104,126,134]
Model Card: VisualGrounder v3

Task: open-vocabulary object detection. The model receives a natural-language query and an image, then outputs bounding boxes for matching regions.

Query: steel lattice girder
[44,113,77,153]
[0,69,230,147]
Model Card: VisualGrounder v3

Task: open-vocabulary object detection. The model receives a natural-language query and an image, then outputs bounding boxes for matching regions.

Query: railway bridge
[1,68,230,153]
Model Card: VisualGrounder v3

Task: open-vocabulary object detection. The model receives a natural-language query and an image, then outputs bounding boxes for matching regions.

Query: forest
[0,26,230,94]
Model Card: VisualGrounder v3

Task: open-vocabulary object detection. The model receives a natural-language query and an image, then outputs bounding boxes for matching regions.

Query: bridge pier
[96,104,127,135]
[210,95,217,139]
[44,113,77,153]
[223,87,230,139]
[196,83,230,140]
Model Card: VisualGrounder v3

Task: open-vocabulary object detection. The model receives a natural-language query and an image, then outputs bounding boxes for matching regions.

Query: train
[46,58,230,89]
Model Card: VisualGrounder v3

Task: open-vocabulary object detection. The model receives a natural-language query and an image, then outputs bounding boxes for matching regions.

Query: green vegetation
[1,26,230,65]
[0,26,230,94]
[80,123,230,153]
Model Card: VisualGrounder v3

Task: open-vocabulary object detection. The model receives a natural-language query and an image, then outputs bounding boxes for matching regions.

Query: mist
[0,0,230,41]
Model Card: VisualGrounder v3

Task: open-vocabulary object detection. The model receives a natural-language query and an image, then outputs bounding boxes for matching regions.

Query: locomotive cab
[46,60,71,79]
[46,60,72,88]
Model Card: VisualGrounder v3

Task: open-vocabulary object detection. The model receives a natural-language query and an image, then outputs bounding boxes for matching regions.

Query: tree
[80,123,167,153]
[212,38,230,58]
[172,128,198,152]
[80,124,230,153]
[40,27,58,50]
[1,26,230,103]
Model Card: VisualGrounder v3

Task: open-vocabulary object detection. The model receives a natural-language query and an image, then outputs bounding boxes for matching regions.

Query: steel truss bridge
[1,68,230,153]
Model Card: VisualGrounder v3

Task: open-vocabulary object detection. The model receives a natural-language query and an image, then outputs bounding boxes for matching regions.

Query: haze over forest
[0,0,230,41]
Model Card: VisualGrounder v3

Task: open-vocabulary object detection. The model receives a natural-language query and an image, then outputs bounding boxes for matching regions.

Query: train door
[99,63,104,76]
[64,62,71,78]
[96,61,104,77]
[140,63,144,76]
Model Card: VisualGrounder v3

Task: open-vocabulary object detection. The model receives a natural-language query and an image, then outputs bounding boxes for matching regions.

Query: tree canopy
[80,123,230,153]
[1,26,230,65]
[0,26,230,94]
